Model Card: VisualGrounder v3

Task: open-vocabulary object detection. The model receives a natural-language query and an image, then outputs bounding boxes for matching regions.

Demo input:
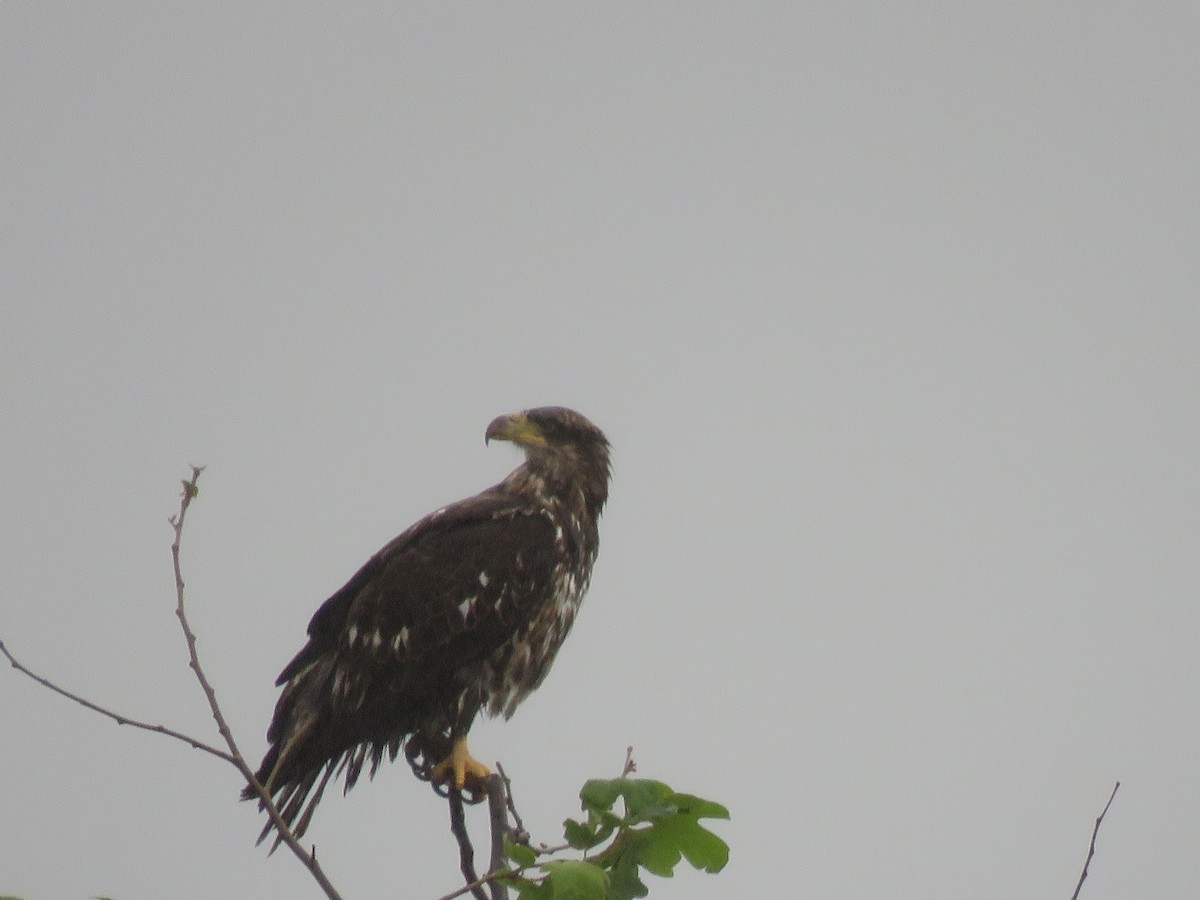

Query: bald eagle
[243,407,611,843]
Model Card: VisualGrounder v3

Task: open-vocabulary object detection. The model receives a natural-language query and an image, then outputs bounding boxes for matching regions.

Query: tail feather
[289,764,337,846]
[241,659,343,847]
[249,762,334,850]
[241,652,432,847]
[240,744,279,802]
[243,728,336,849]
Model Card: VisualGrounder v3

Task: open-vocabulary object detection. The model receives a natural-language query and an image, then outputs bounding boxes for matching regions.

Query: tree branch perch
[2,466,345,900]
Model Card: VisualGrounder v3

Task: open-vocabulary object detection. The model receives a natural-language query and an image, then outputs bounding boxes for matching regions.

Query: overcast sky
[2,4,1197,899]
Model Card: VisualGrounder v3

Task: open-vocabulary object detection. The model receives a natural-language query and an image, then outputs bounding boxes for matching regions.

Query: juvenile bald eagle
[243,407,610,843]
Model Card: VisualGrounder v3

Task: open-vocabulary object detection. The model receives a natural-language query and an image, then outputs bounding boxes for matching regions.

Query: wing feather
[256,489,560,802]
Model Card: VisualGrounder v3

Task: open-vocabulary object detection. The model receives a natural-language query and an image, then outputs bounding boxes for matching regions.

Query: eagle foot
[429,735,491,794]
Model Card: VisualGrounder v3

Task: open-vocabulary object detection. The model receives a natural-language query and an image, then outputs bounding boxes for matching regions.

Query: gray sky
[2,4,1197,899]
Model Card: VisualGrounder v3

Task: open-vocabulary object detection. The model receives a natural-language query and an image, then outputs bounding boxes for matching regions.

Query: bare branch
[435,858,520,900]
[485,774,510,900]
[448,789,488,900]
[171,466,244,756]
[0,638,234,763]
[496,762,529,846]
[436,869,502,900]
[1070,781,1120,900]
[168,466,345,900]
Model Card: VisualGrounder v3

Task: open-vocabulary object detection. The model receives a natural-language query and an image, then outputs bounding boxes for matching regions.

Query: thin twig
[620,745,637,778]
[168,467,344,900]
[496,762,529,844]
[170,467,245,760]
[0,639,235,763]
[1070,781,1120,900]
[448,789,488,900]
[436,868,509,900]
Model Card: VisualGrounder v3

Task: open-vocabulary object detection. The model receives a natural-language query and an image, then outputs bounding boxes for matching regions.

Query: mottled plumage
[243,407,610,844]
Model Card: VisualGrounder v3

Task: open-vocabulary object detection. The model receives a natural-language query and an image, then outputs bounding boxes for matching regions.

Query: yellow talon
[430,735,491,789]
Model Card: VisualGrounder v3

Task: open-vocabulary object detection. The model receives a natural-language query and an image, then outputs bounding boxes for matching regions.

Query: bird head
[485,407,606,450]
[485,407,611,509]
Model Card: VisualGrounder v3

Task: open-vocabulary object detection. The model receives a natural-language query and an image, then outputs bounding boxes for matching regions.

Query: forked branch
[2,466,344,900]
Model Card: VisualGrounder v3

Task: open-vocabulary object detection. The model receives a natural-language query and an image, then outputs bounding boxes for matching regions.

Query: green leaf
[606,855,650,900]
[506,837,538,868]
[628,827,682,877]
[652,817,729,873]
[579,778,623,813]
[579,778,676,824]
[563,817,601,850]
[542,860,608,900]
[561,777,729,895]
[615,780,673,822]
[669,792,731,820]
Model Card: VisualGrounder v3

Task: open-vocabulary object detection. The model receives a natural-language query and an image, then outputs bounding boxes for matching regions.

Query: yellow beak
[485,411,546,446]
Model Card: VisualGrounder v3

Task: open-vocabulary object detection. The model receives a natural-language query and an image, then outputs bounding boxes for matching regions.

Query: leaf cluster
[503,778,729,900]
